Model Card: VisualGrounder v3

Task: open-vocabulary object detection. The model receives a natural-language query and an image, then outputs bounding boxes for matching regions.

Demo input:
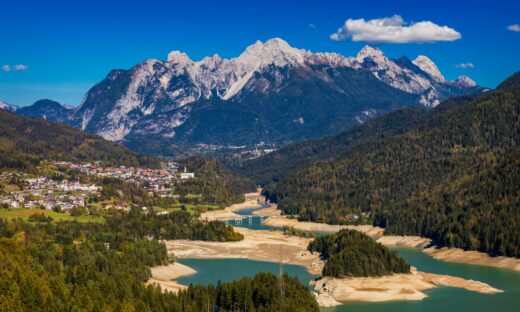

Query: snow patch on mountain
[0,101,18,112]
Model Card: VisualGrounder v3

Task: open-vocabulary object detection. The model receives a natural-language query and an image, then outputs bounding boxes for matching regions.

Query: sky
[1,0,519,106]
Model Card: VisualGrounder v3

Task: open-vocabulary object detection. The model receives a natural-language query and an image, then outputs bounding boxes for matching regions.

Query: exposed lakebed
[176,206,520,311]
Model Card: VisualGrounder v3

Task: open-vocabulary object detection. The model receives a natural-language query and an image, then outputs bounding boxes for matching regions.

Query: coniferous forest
[176,156,257,207]
[308,229,410,277]
[0,210,317,311]
[249,71,520,258]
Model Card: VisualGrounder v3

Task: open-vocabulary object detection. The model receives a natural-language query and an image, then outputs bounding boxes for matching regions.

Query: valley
[1,6,519,310]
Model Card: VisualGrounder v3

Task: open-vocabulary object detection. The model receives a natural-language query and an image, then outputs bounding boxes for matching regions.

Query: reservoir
[181,209,520,312]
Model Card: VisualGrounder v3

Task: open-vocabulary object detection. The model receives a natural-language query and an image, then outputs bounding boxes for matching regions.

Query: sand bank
[312,267,501,306]
[252,204,281,216]
[147,263,197,293]
[200,208,242,222]
[164,227,324,275]
[262,216,520,272]
[424,247,520,272]
[226,199,263,212]
[200,191,264,221]
[377,235,432,248]
[261,216,384,237]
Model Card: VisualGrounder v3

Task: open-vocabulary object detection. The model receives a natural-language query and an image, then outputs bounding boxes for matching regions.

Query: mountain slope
[232,107,429,186]
[176,156,257,207]
[16,99,73,123]
[0,110,156,169]
[16,39,482,155]
[258,71,520,258]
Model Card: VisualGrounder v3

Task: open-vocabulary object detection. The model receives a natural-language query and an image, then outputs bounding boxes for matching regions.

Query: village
[0,161,195,212]
[0,172,101,211]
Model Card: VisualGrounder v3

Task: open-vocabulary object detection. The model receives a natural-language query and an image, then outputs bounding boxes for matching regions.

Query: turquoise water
[178,258,318,287]
[198,206,520,311]
[322,247,520,312]
[226,206,278,231]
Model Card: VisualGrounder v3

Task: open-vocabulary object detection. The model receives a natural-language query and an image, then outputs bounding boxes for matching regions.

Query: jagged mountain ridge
[5,38,483,153]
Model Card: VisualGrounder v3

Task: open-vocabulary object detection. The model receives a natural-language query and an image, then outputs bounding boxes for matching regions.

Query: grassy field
[0,208,104,223]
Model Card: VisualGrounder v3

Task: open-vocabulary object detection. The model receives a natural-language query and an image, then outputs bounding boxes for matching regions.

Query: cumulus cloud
[455,62,475,69]
[507,24,520,32]
[2,64,29,72]
[330,15,461,43]
[308,23,316,29]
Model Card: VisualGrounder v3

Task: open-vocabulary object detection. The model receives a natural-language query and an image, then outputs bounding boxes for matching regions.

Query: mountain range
[2,38,484,155]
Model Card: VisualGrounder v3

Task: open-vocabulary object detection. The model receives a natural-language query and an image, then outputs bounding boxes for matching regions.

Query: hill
[253,71,520,258]
[176,156,257,207]
[309,229,410,277]
[0,110,157,169]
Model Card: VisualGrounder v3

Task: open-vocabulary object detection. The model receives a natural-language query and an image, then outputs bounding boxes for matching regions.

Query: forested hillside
[309,229,410,277]
[233,107,429,186]
[176,156,257,207]
[262,71,520,258]
[0,111,158,170]
[0,210,317,311]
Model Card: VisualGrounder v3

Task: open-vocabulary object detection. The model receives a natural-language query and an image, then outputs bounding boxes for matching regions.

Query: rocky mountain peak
[237,38,307,68]
[413,55,445,81]
[167,50,193,67]
[356,45,387,64]
[456,75,477,87]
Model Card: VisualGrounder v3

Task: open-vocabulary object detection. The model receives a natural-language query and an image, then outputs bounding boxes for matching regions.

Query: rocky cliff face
[10,38,483,154]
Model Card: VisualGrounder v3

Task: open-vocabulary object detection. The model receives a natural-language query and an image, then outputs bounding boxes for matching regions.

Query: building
[179,166,195,180]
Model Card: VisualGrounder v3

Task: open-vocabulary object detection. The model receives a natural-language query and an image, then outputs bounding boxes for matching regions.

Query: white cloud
[308,23,316,29]
[2,64,29,72]
[507,24,520,32]
[455,62,475,69]
[13,64,29,71]
[330,15,461,43]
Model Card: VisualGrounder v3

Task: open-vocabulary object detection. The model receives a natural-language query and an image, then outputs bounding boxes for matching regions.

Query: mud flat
[424,247,520,272]
[147,263,197,293]
[312,267,501,307]
[164,227,324,275]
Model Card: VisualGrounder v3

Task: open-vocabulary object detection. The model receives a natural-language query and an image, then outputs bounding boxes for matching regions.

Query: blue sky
[1,0,519,106]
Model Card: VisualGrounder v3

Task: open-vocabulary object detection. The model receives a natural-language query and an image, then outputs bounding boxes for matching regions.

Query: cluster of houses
[0,173,101,211]
[55,161,195,198]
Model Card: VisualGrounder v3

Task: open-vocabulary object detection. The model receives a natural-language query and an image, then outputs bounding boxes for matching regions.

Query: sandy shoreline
[262,215,520,272]
[261,215,385,237]
[312,267,501,307]
[377,235,432,248]
[252,204,281,216]
[424,247,520,272]
[147,262,197,293]
[160,227,502,307]
[200,191,264,221]
[164,227,324,275]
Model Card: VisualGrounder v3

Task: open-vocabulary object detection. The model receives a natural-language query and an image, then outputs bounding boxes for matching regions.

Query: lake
[183,207,520,312]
